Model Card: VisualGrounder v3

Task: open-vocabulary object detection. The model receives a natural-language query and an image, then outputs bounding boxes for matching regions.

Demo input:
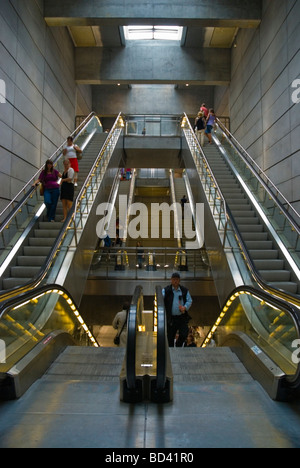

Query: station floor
[1,344,300,448]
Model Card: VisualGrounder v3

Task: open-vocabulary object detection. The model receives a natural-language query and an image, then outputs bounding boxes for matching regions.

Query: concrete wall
[0,0,91,213]
[229,0,300,215]
[93,84,215,118]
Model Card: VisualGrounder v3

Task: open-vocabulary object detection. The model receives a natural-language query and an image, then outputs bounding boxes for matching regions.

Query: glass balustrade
[202,287,300,377]
[0,286,98,374]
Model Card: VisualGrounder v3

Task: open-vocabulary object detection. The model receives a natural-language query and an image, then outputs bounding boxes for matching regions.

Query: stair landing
[0,346,300,448]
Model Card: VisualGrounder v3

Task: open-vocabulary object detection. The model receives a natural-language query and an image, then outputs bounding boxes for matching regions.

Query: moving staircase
[204,144,299,295]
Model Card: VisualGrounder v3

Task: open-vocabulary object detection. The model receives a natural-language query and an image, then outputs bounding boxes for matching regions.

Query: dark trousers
[167,315,189,347]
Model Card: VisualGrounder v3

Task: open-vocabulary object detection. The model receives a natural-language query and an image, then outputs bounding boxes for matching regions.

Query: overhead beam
[75,45,231,85]
[44,0,262,28]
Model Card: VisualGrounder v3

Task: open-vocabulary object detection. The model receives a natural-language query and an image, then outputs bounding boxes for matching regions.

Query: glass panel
[125,115,181,137]
[0,287,98,373]
[89,247,211,280]
[203,289,299,376]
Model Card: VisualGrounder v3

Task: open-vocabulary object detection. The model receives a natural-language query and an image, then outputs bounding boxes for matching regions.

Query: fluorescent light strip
[0,204,45,277]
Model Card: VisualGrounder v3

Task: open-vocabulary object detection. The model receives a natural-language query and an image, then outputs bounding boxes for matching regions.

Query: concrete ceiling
[68,25,238,49]
[44,0,262,86]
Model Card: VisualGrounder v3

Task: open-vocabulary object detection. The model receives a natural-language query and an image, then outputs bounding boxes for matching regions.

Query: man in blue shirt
[162,273,193,347]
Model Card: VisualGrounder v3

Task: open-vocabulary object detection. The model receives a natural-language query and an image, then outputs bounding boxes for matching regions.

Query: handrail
[181,114,300,307]
[216,118,300,230]
[169,169,182,248]
[126,285,143,390]
[155,286,167,390]
[0,113,124,302]
[0,283,99,364]
[202,285,300,393]
[0,112,97,229]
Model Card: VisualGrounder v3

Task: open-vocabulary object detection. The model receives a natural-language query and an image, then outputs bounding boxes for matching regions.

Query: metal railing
[90,246,211,280]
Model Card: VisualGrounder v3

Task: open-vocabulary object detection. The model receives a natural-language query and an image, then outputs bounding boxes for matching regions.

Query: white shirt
[64,144,77,159]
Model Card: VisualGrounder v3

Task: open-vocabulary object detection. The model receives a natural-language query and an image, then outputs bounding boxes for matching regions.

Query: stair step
[34,229,60,238]
[17,256,47,267]
[231,212,255,219]
[23,246,52,256]
[29,238,55,247]
[238,224,263,232]
[269,282,299,294]
[245,240,273,249]
[10,266,41,278]
[259,270,291,282]
[235,217,260,225]
[229,203,252,211]
[254,259,284,270]
[38,221,62,230]
[2,277,30,289]
[241,232,269,241]
[248,250,279,259]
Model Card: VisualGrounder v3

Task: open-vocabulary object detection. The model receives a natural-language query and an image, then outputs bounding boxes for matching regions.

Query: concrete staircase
[1,133,107,291]
[203,144,299,295]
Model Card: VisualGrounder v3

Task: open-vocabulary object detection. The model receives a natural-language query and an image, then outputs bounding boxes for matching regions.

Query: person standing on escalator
[162,273,193,347]
[205,109,216,145]
[33,160,61,222]
[63,136,82,187]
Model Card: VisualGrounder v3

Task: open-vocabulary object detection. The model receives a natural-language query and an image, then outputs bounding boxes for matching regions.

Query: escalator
[1,110,300,406]
[181,113,300,308]
[0,112,125,305]
[177,114,300,399]
[0,280,172,402]
[0,284,99,399]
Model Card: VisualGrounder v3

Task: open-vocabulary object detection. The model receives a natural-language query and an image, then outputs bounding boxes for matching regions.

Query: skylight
[124,26,183,41]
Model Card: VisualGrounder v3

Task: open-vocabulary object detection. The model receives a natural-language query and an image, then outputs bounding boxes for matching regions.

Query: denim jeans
[44,188,60,221]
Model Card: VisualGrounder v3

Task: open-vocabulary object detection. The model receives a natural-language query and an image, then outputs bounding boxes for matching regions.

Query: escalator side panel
[0,331,74,399]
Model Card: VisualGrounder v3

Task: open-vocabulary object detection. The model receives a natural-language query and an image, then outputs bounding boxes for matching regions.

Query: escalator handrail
[216,118,300,231]
[0,283,99,346]
[0,112,96,231]
[156,286,167,389]
[126,285,143,389]
[0,113,124,302]
[181,113,300,307]
[202,285,300,389]
[227,203,300,305]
